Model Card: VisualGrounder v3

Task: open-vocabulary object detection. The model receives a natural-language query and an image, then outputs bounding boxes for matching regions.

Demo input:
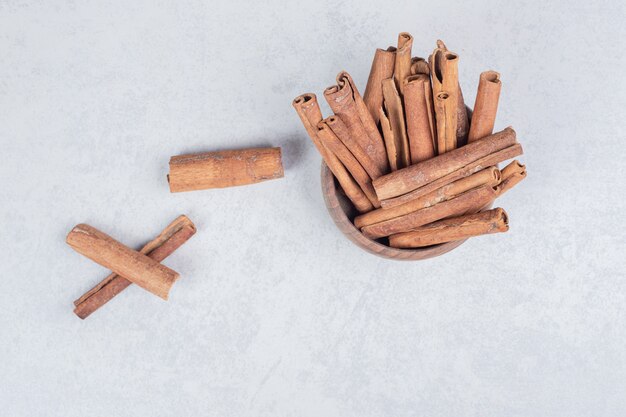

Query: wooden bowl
[320,163,469,260]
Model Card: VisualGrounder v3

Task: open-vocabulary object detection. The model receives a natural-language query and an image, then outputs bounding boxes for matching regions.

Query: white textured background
[1,1,625,416]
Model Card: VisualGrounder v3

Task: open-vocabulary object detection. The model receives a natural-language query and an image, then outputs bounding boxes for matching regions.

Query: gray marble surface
[1,1,625,416]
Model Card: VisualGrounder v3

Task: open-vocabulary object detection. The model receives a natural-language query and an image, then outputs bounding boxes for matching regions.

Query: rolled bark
[430,45,468,149]
[293,94,373,213]
[363,46,396,123]
[468,71,502,143]
[73,215,196,319]
[407,61,437,151]
[389,208,509,248]
[66,224,180,300]
[354,167,500,229]
[381,78,410,169]
[325,71,389,174]
[378,107,399,171]
[498,160,527,196]
[380,143,522,208]
[434,92,453,154]
[393,32,413,94]
[317,119,380,207]
[410,57,430,76]
[373,127,518,201]
[362,184,498,239]
[404,74,436,163]
[325,114,382,180]
[168,147,283,192]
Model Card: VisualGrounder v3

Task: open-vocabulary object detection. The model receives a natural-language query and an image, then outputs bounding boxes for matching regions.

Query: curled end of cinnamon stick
[481,70,501,84]
[494,207,510,232]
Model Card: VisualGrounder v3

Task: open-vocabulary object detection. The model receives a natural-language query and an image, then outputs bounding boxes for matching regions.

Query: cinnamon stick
[317,119,380,207]
[73,215,196,319]
[389,208,509,248]
[468,71,502,143]
[168,147,283,192]
[363,46,396,123]
[498,160,527,196]
[66,224,180,300]
[374,127,519,201]
[381,143,522,208]
[293,94,373,213]
[362,184,498,239]
[430,44,469,149]
[325,114,383,180]
[378,107,399,171]
[408,60,437,151]
[325,71,389,174]
[404,74,436,163]
[393,32,413,94]
[381,78,410,169]
[354,167,500,229]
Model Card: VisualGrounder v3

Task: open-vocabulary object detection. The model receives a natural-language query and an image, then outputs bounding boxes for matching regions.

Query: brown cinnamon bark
[407,62,437,152]
[404,74,436,163]
[293,94,373,213]
[430,44,468,149]
[325,71,389,174]
[168,148,283,192]
[317,119,380,207]
[468,71,502,143]
[363,46,396,123]
[73,215,196,319]
[381,78,410,169]
[410,57,430,76]
[373,127,519,201]
[380,143,522,208]
[362,184,498,239]
[389,208,509,248]
[67,224,180,300]
[393,32,413,94]
[325,114,383,180]
[354,167,500,229]
[378,107,398,171]
[498,160,527,196]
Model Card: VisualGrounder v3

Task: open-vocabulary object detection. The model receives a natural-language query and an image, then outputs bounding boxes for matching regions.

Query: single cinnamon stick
[430,44,469,149]
[393,32,413,94]
[168,147,283,192]
[354,167,500,229]
[317,119,380,207]
[363,46,396,123]
[381,143,522,208]
[434,92,452,154]
[66,224,180,300]
[73,215,196,319]
[325,114,383,180]
[378,107,399,171]
[408,60,437,151]
[293,94,373,213]
[373,127,518,201]
[362,184,498,239]
[325,71,389,174]
[381,78,410,169]
[389,208,509,248]
[498,160,527,196]
[404,74,436,163]
[468,71,502,143]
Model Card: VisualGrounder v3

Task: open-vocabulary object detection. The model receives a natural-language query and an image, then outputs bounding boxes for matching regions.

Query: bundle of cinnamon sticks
[293,33,527,249]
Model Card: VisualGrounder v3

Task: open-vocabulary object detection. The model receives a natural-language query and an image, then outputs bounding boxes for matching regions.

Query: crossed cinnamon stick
[68,215,196,319]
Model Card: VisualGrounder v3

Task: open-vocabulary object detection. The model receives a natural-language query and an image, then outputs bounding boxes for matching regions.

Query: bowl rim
[320,162,470,261]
